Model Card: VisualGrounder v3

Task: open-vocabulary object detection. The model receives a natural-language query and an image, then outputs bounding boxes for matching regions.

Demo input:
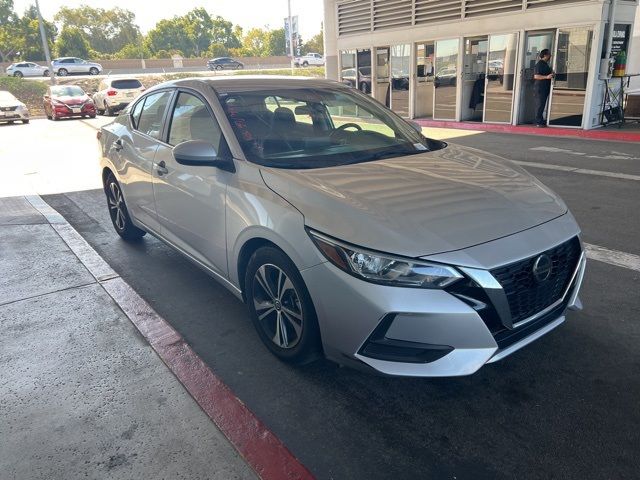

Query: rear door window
[135,91,173,139]
[112,79,142,90]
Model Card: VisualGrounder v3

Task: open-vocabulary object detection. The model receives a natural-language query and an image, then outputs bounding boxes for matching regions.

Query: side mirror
[407,120,423,134]
[173,140,235,172]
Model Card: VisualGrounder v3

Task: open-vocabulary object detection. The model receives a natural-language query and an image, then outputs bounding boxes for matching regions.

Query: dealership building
[323,0,638,129]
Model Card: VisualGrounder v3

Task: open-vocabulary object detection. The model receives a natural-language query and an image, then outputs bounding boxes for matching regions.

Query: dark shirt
[534,60,552,95]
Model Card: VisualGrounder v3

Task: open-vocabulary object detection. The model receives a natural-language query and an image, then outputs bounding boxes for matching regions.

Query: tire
[43,70,49,77]
[22,119,29,124]
[359,82,370,94]
[57,68,68,76]
[236,63,243,70]
[89,114,96,119]
[215,64,223,70]
[104,102,112,116]
[13,71,23,78]
[302,61,309,67]
[89,67,99,75]
[245,247,321,365]
[104,173,146,241]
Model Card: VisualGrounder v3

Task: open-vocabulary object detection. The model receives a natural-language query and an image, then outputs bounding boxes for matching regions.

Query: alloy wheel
[252,264,304,349]
[107,181,126,231]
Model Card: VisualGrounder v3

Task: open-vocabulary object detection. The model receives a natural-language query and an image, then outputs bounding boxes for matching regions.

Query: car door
[152,89,232,276]
[116,89,174,232]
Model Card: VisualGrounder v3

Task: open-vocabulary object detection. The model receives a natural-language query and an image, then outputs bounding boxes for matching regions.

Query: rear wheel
[302,61,309,67]
[43,70,49,77]
[104,173,146,241]
[245,247,321,365]
[22,119,29,124]
[57,68,68,76]
[104,102,112,116]
[89,67,99,75]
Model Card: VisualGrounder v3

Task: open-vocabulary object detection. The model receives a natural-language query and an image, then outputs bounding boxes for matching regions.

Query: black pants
[534,89,550,125]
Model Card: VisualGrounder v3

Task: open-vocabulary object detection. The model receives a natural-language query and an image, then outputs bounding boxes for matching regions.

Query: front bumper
[0,108,29,121]
[52,104,96,117]
[301,213,585,377]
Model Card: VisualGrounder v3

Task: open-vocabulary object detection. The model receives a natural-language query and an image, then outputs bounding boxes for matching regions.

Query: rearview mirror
[173,140,235,172]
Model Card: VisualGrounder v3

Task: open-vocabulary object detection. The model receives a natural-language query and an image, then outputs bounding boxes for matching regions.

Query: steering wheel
[334,122,362,133]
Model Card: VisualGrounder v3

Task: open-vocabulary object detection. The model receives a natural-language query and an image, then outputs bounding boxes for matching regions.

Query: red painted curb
[415,119,640,143]
[103,278,315,480]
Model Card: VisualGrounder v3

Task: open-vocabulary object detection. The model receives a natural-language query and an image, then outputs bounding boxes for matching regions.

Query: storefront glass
[390,44,410,117]
[484,33,518,123]
[434,39,459,120]
[415,42,435,118]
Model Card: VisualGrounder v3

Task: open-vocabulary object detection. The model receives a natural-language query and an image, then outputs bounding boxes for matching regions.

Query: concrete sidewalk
[0,196,257,480]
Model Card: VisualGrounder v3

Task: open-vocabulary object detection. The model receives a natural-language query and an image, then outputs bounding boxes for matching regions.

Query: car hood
[260,144,568,257]
[0,101,20,108]
[54,95,89,105]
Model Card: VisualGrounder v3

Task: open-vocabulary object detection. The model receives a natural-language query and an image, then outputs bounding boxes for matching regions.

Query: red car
[44,85,96,120]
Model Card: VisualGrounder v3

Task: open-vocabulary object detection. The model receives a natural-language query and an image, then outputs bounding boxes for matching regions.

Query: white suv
[294,53,324,67]
[93,78,145,116]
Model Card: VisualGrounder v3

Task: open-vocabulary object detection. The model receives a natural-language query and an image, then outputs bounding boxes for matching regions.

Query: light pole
[35,0,55,85]
[287,0,295,73]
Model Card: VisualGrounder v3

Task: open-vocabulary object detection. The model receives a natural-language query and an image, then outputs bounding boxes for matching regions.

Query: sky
[13,0,325,40]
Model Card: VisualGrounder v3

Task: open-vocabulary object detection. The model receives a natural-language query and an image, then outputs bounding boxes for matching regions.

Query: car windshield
[112,79,142,89]
[51,86,85,97]
[0,91,17,102]
[217,86,443,169]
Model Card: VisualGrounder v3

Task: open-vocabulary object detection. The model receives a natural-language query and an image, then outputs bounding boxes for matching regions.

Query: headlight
[308,230,463,288]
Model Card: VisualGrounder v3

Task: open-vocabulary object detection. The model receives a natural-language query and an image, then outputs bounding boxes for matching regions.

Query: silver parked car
[0,91,30,124]
[98,77,586,377]
[52,57,102,76]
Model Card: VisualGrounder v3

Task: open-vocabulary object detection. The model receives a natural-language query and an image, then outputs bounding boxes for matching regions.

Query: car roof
[145,76,349,93]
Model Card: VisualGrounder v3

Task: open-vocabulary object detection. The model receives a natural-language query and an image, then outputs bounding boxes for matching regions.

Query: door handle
[114,138,123,151]
[155,160,169,176]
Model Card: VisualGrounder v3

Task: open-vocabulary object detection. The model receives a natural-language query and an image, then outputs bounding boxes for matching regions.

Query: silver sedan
[0,91,30,124]
[98,77,586,377]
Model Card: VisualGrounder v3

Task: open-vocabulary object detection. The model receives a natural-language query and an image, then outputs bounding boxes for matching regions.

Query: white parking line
[585,243,640,272]
[514,160,640,182]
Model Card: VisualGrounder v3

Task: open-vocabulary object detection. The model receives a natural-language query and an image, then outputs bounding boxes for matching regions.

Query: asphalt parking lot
[2,118,639,479]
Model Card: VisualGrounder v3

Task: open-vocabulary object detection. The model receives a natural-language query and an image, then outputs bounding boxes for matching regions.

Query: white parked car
[93,78,145,116]
[0,91,29,124]
[294,53,324,67]
[52,57,102,76]
[5,62,49,78]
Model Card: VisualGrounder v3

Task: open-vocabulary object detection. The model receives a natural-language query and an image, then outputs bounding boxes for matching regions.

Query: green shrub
[0,77,48,100]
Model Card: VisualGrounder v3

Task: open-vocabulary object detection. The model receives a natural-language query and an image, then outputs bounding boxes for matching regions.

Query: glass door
[548,27,593,127]
[484,33,518,123]
[434,38,459,120]
[375,47,390,107]
[356,49,372,95]
[461,36,488,121]
[518,31,554,124]
[415,42,435,119]
[390,44,410,117]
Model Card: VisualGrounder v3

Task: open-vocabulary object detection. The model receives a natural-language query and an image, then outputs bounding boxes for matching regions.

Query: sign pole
[35,0,56,85]
[288,0,295,74]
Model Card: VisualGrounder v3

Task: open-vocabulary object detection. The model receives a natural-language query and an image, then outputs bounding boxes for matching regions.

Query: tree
[55,26,90,58]
[54,6,140,55]
[211,16,241,48]
[18,5,57,61]
[0,0,20,62]
[145,18,191,57]
[205,43,229,59]
[182,8,213,57]
[267,28,286,56]
[114,42,151,59]
[303,30,324,55]
[240,28,271,57]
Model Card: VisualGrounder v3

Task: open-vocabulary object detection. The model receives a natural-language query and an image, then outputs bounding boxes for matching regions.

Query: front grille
[2,106,17,112]
[490,237,581,325]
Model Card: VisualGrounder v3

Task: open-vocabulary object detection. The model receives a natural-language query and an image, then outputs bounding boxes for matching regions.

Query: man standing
[533,49,554,127]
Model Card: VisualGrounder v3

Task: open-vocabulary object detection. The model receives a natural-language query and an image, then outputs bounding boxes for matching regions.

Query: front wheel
[22,119,29,124]
[215,64,223,71]
[89,67,99,75]
[43,70,49,77]
[13,71,23,78]
[245,247,321,365]
[104,173,146,241]
[302,61,309,67]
